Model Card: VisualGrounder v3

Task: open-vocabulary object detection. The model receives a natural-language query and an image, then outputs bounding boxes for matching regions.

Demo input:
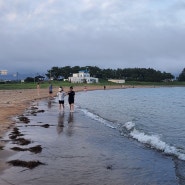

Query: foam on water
[80,106,185,161]
[80,108,116,129]
[123,122,185,161]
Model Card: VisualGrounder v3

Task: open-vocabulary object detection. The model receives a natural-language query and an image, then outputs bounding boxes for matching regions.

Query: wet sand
[0,85,127,139]
[0,85,125,164]
[0,86,173,185]
[0,98,177,185]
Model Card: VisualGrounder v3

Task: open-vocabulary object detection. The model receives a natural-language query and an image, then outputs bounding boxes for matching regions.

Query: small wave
[79,107,185,161]
[121,122,185,161]
[124,121,135,131]
[80,108,116,129]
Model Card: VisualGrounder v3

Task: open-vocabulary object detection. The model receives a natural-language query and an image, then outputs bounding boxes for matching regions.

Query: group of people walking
[49,84,75,112]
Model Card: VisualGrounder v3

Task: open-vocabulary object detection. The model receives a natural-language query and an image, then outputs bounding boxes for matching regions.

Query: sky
[0,0,185,76]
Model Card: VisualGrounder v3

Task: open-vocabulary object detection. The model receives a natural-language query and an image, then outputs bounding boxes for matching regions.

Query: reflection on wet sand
[48,100,52,109]
[57,112,64,134]
[67,112,74,136]
[56,112,75,136]
[48,98,56,109]
[68,112,74,123]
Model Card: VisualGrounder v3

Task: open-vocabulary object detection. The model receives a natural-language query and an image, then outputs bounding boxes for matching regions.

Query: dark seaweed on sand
[106,165,113,170]
[41,124,50,128]
[30,107,45,115]
[9,127,24,140]
[11,127,20,135]
[7,160,45,169]
[11,147,26,152]
[29,145,42,153]
[11,145,42,154]
[18,116,30,123]
[30,106,38,110]
[13,138,31,145]
[37,110,45,113]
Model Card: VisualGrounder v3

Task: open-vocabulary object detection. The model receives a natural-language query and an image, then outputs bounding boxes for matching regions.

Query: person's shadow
[57,112,64,134]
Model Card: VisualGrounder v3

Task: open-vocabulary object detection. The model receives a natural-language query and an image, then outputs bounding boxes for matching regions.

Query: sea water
[77,87,185,161]
[76,87,185,184]
[1,87,185,185]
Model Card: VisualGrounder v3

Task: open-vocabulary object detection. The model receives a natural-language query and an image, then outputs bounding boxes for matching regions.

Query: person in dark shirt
[68,86,75,112]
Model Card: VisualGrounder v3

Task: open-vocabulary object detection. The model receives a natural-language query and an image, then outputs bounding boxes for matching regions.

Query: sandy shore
[0,89,47,139]
[0,86,178,185]
[0,85,125,140]
[0,85,125,173]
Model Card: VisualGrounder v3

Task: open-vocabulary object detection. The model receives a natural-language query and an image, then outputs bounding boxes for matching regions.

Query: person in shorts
[68,86,75,112]
[57,87,66,110]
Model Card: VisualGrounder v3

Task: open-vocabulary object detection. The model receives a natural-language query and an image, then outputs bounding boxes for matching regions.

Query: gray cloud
[0,0,185,76]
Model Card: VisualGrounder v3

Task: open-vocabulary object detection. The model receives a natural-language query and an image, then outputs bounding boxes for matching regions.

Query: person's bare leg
[69,104,73,112]
[71,104,74,112]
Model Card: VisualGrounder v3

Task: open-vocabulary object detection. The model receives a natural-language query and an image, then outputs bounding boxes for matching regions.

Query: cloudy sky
[0,0,185,76]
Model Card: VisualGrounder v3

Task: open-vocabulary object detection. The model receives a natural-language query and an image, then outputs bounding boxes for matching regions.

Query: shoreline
[0,84,171,140]
[0,85,126,174]
[0,89,178,184]
[0,85,126,140]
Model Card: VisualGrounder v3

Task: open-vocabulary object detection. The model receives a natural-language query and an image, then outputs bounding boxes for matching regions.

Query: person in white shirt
[57,87,66,110]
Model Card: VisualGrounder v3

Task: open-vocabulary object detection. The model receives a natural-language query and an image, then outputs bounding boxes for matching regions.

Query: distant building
[68,70,98,83]
[0,70,8,75]
[108,79,125,83]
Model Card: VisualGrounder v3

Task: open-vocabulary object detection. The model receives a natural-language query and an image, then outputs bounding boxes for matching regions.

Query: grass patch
[0,80,185,90]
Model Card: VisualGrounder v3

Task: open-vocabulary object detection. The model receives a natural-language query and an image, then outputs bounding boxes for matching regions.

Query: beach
[0,85,127,184]
[0,85,125,157]
[0,85,182,185]
[0,85,124,139]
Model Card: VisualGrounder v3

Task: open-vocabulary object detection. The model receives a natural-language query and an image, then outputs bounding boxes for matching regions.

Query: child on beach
[67,86,75,112]
[57,87,66,111]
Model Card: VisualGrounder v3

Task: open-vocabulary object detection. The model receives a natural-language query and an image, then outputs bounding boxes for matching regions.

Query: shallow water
[0,87,184,185]
[77,87,185,161]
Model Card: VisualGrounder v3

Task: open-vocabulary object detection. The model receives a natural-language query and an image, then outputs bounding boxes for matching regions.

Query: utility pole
[16,72,19,82]
[34,73,35,84]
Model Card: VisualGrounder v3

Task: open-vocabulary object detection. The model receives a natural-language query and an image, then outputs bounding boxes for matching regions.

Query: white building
[68,70,98,83]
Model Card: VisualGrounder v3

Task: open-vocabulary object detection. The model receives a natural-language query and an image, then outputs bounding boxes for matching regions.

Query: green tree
[24,77,34,82]
[46,66,63,80]
[60,66,72,79]
[86,66,102,78]
[178,68,185,81]
[71,66,81,73]
[46,66,174,82]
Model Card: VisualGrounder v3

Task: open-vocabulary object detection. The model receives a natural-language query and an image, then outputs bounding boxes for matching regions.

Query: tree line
[24,66,185,83]
[178,68,185,81]
[44,66,177,82]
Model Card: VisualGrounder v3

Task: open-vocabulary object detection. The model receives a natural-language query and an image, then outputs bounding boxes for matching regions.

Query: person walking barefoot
[68,86,75,112]
[57,87,66,111]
